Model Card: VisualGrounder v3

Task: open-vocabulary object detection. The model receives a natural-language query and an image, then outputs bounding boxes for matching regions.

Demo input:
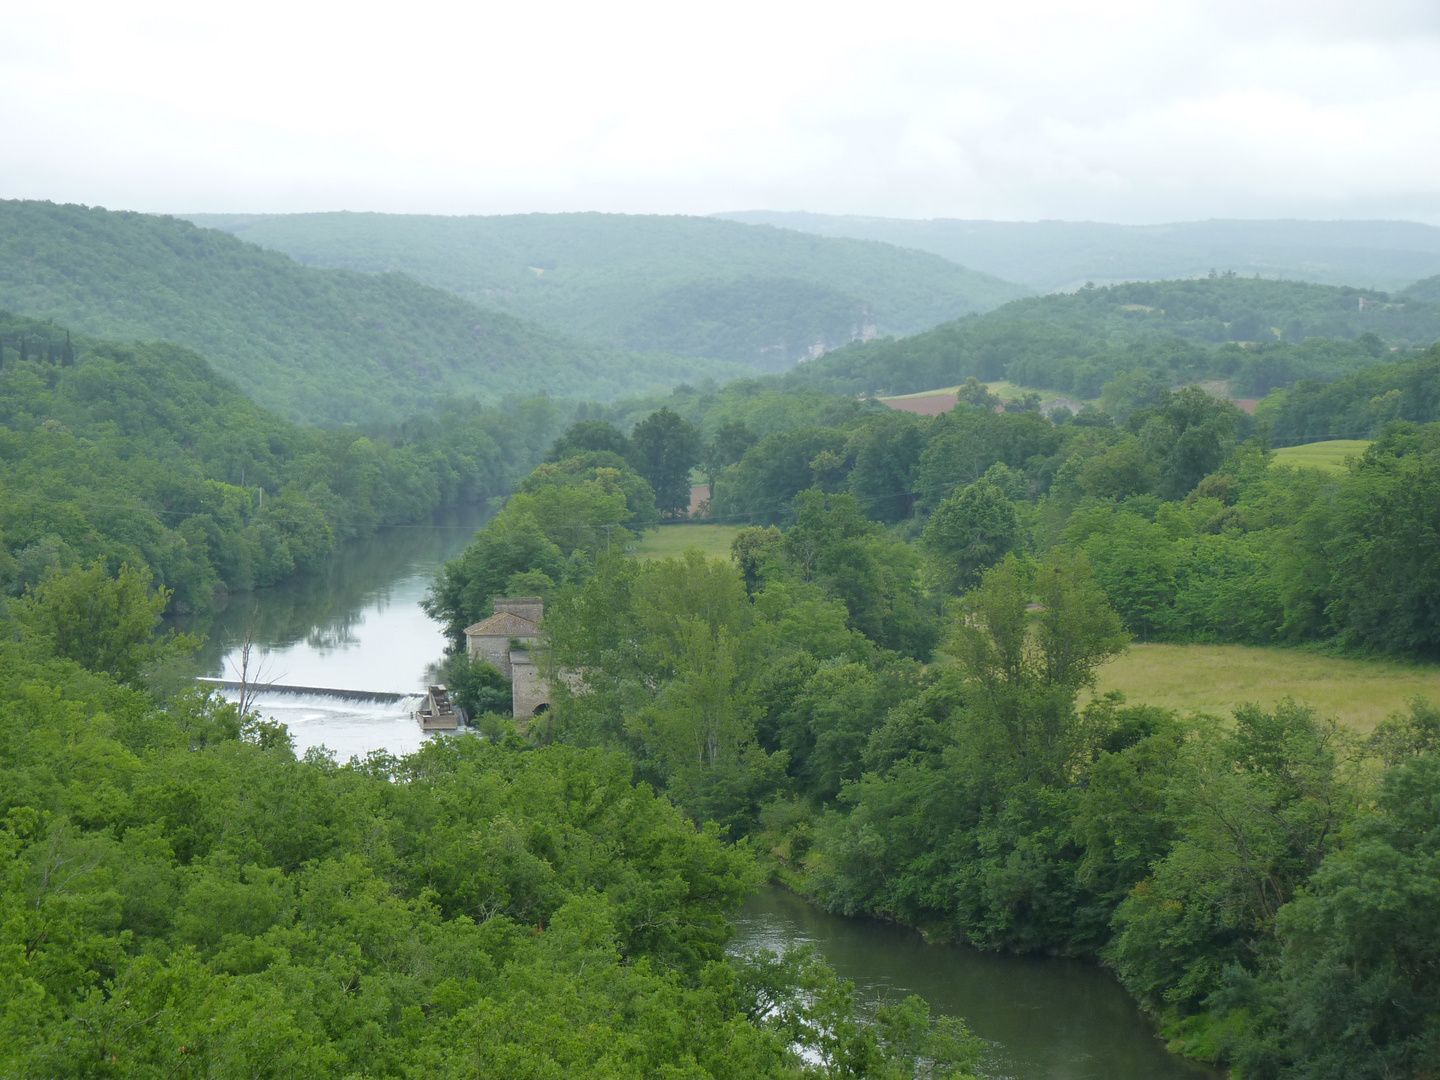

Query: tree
[951,552,1127,779]
[704,420,758,486]
[1132,387,1244,500]
[441,652,512,718]
[1236,751,1440,1080]
[629,407,702,517]
[424,513,565,640]
[545,419,630,462]
[846,410,925,523]
[16,560,192,685]
[921,479,1020,594]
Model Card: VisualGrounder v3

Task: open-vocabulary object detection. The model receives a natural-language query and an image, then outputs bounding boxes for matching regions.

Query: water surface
[732,887,1216,1080]
[179,504,489,759]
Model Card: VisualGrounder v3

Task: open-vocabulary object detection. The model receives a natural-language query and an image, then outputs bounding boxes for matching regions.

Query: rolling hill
[784,276,1440,402]
[183,211,1032,368]
[1404,272,1440,304]
[0,200,747,425]
[719,212,1440,295]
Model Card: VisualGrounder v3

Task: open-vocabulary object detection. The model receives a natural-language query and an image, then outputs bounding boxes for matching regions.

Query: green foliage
[439,651,512,718]
[783,277,1440,402]
[1265,344,1440,444]
[0,200,746,424]
[188,209,1029,367]
[14,561,193,686]
[0,313,562,613]
[948,552,1128,782]
[774,491,938,659]
[1129,387,1244,500]
[425,512,567,641]
[544,418,631,461]
[710,427,851,525]
[1226,749,1440,1080]
[630,407,702,516]
[0,622,969,1078]
[921,477,1021,594]
[1106,702,1357,1017]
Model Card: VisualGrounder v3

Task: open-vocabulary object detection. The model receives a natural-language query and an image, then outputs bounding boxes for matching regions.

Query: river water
[183,509,1214,1080]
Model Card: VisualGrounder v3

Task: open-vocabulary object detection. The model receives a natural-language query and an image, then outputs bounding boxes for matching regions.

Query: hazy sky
[5,0,1440,223]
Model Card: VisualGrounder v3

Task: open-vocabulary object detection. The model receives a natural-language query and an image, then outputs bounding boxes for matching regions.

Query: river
[184,509,1215,1080]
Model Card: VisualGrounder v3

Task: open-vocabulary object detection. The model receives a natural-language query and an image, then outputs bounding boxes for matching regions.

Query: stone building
[462,597,550,719]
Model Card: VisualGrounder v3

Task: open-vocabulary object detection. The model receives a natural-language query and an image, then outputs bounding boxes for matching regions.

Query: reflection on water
[732,887,1217,1080]
[173,504,491,759]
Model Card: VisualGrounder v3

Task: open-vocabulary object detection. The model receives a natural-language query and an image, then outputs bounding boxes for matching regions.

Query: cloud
[2,0,1439,221]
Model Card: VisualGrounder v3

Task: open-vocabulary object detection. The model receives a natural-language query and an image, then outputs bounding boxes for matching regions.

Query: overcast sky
[4,0,1440,223]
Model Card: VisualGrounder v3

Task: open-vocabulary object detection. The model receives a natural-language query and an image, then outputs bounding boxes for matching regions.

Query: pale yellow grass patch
[628,524,741,562]
[1271,440,1370,475]
[1092,643,1440,733]
[880,381,1083,406]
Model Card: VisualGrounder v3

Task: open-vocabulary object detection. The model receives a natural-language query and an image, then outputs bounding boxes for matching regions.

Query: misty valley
[2,202,1439,1080]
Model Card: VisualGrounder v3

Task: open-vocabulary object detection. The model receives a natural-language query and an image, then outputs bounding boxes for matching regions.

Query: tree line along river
[175,508,1216,1080]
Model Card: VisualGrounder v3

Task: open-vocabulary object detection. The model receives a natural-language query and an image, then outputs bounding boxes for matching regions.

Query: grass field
[1271,440,1370,474]
[628,524,740,562]
[1092,643,1440,732]
[881,380,1079,406]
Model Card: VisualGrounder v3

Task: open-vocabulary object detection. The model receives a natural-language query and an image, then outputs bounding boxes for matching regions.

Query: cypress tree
[62,330,74,366]
[18,336,27,364]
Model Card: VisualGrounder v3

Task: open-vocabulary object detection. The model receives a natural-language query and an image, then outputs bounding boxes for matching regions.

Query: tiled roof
[463,610,540,638]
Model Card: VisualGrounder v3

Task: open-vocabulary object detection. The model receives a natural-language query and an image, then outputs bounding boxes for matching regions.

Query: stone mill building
[462,596,551,720]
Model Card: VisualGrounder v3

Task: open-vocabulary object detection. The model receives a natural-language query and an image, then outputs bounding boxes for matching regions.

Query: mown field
[880,380,1079,405]
[629,524,741,561]
[1270,439,1371,474]
[1094,642,1440,732]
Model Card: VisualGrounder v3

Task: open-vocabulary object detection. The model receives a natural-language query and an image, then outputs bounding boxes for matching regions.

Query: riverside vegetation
[5,227,1440,1077]
[0,312,571,615]
[431,349,1440,1078]
[0,350,983,1075]
[0,575,979,1078]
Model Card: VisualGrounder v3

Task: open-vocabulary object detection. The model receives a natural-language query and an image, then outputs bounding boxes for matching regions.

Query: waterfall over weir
[208,682,433,762]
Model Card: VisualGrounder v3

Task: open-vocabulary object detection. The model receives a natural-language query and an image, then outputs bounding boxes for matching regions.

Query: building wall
[466,633,538,678]
[510,651,550,719]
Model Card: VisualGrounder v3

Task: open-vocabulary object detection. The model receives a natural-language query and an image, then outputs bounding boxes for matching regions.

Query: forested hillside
[186,211,1031,367]
[0,312,566,613]
[1264,349,1440,444]
[0,201,746,423]
[787,276,1440,402]
[1404,271,1440,303]
[722,212,1440,293]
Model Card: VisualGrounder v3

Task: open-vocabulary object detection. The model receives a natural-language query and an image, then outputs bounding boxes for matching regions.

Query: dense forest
[186,211,1030,365]
[427,355,1440,1077]
[722,212,1440,293]
[784,276,1440,403]
[0,201,747,424]
[0,312,569,613]
[0,576,982,1078]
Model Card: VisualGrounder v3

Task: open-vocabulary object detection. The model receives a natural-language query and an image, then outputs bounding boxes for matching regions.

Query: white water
[220,689,432,761]
[186,509,492,763]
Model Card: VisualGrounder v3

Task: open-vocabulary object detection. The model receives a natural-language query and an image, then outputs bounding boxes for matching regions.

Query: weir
[196,677,413,703]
